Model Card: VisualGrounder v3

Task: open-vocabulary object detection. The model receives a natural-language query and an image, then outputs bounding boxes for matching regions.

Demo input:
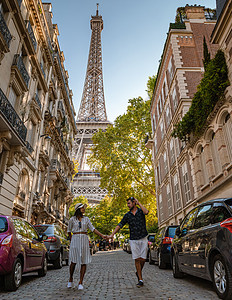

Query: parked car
[123,239,129,252]
[34,224,69,269]
[171,198,232,300]
[0,215,47,291]
[89,240,97,255]
[148,226,178,268]
[146,233,156,261]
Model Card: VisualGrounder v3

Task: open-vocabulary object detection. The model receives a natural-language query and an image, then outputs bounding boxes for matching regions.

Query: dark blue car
[148,225,178,268]
[171,198,232,300]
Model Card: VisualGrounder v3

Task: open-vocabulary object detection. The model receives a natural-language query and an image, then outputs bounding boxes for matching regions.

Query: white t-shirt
[67,216,95,233]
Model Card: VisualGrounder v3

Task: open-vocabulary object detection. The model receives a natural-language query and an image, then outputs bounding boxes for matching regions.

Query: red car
[0,215,48,291]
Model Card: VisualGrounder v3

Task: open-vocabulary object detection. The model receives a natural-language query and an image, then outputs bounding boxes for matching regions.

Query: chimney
[185,5,205,20]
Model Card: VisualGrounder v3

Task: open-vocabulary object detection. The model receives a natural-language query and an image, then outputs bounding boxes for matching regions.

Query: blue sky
[49,0,216,122]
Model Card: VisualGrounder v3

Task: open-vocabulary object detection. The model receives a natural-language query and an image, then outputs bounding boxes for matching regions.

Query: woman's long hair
[74,208,83,219]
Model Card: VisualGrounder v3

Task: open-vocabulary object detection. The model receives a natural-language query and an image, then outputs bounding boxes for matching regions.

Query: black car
[148,226,178,268]
[34,224,69,269]
[171,198,232,300]
[146,233,156,261]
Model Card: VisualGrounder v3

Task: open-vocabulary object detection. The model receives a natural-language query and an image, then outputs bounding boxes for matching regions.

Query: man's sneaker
[78,284,84,290]
[136,280,144,288]
[67,282,74,288]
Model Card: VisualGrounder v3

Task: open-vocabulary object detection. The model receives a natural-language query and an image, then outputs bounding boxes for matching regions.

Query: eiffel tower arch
[72,5,111,205]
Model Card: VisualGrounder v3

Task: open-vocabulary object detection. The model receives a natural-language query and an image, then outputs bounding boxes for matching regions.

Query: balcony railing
[12,55,30,88]
[26,20,37,51]
[35,93,41,109]
[0,11,12,48]
[26,141,34,154]
[0,88,27,141]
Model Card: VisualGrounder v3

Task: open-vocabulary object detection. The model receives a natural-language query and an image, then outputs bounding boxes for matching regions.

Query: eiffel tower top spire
[77,4,108,122]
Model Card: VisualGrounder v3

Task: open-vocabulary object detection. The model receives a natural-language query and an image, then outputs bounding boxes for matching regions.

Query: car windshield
[224,199,232,213]
[0,217,8,233]
[34,225,53,235]
[167,227,178,238]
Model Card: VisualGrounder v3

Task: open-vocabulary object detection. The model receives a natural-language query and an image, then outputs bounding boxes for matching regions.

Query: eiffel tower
[72,4,111,205]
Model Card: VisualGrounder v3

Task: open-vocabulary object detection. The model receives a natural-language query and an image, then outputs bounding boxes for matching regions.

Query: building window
[210,132,221,175]
[159,194,163,221]
[182,162,191,203]
[164,151,168,175]
[8,87,18,108]
[200,146,208,184]
[167,183,172,216]
[152,113,156,133]
[168,58,174,83]
[170,139,175,165]
[172,88,178,110]
[156,163,161,185]
[27,120,37,148]
[166,104,171,127]
[160,121,164,139]
[174,174,181,210]
[223,113,232,161]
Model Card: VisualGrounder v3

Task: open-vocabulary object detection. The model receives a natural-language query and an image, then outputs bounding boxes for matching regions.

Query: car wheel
[38,256,48,277]
[4,258,22,291]
[212,254,232,300]
[53,252,63,269]
[158,252,166,269]
[149,251,155,265]
[172,253,184,278]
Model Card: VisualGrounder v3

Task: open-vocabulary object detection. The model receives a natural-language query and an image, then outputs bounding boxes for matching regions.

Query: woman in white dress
[67,203,105,290]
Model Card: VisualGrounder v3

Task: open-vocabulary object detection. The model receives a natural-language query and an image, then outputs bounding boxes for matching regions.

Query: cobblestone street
[0,249,219,300]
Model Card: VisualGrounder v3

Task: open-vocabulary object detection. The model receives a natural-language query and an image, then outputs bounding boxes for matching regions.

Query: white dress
[67,216,95,266]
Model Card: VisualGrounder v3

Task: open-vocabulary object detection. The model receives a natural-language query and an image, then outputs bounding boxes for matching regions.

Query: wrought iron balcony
[26,141,34,154]
[0,88,27,141]
[35,93,41,109]
[12,55,30,88]
[0,11,12,48]
[40,63,46,78]
[0,172,3,185]
[26,20,37,51]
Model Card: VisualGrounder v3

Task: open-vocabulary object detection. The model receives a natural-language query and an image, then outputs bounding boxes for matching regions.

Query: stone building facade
[0,1,77,228]
[149,5,220,227]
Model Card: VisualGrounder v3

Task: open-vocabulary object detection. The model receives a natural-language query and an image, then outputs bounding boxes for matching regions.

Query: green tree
[146,75,157,100]
[88,86,157,232]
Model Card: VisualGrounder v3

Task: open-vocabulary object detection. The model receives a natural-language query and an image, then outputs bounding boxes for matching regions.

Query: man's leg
[69,262,76,282]
[140,258,145,271]
[135,259,142,281]
[79,264,87,284]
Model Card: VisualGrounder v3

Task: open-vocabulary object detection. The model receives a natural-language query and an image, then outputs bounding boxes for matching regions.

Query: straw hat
[74,203,87,211]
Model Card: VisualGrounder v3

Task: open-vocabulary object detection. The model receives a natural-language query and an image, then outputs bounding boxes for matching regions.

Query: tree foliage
[172,50,229,141]
[88,94,157,232]
[146,75,157,100]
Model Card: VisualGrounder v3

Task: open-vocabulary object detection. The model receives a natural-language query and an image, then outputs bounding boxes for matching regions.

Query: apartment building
[0,1,77,228]
[149,5,219,226]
